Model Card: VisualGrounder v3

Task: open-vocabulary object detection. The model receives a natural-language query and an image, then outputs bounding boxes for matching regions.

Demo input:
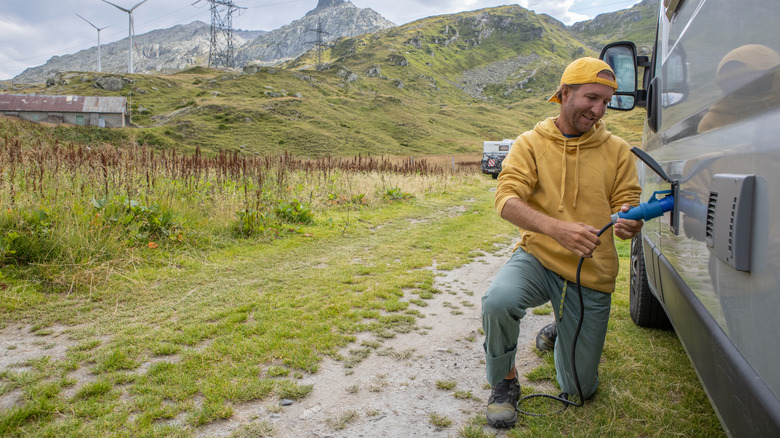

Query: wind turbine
[76,14,108,72]
[101,0,149,73]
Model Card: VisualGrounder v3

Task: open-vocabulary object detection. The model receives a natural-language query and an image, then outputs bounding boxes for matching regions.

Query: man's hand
[550,220,601,258]
[613,203,644,240]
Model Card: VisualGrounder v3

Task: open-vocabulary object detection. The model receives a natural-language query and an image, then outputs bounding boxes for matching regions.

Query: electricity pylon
[195,0,245,69]
[307,21,329,71]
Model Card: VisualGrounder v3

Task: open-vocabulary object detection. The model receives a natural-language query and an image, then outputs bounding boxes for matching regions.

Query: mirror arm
[636,55,650,108]
[636,90,648,108]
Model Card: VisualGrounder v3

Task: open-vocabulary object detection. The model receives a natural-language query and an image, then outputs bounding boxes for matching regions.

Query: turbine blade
[76,14,99,30]
[130,0,149,12]
[101,0,130,13]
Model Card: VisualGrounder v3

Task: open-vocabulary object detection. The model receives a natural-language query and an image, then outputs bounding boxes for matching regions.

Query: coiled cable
[517,221,614,416]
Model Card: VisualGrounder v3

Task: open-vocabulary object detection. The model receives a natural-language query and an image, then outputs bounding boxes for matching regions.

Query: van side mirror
[600,42,639,111]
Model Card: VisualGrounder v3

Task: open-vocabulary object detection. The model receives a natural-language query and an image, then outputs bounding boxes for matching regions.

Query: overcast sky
[0,0,643,80]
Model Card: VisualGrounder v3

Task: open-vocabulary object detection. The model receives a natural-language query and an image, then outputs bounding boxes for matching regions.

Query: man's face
[558,78,615,136]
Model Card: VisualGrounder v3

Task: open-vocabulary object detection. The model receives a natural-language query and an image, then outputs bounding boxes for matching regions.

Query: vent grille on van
[705,192,717,247]
[705,174,759,272]
[728,197,737,256]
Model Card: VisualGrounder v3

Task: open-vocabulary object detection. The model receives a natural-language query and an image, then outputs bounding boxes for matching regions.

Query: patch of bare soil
[199,245,554,437]
[0,323,83,411]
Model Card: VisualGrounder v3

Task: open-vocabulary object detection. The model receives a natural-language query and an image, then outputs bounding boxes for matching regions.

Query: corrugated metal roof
[82,96,128,114]
[0,93,127,114]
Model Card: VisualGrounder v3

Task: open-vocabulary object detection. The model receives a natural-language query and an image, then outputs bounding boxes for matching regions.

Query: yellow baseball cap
[548,57,618,104]
[715,44,780,90]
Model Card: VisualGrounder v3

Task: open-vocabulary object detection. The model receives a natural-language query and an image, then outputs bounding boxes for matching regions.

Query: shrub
[233,209,272,237]
[0,208,61,266]
[134,130,176,149]
[53,125,128,145]
[232,200,313,238]
[90,198,184,245]
[274,200,314,224]
[326,193,367,207]
[381,187,413,202]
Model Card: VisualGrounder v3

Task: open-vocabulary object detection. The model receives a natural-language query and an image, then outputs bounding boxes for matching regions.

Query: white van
[600,0,780,435]
[480,139,513,179]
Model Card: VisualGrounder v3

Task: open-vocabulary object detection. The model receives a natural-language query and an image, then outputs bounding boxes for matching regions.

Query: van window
[657,0,780,132]
[661,46,686,107]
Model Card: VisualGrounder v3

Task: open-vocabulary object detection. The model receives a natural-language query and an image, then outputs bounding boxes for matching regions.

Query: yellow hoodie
[495,117,640,293]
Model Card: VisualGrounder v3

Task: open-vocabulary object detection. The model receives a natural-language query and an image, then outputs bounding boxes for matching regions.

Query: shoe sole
[487,417,517,428]
[536,334,555,352]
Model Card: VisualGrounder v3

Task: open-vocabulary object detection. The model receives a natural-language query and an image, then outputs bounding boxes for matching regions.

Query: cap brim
[548,94,561,104]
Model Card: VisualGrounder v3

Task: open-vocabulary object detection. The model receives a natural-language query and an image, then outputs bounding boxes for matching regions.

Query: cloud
[0,18,42,79]
[519,0,589,24]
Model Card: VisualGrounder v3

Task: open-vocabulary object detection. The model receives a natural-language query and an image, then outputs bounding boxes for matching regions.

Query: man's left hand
[613,203,644,240]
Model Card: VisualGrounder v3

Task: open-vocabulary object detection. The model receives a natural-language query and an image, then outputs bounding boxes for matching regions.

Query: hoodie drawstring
[573,143,581,209]
[558,139,568,212]
[558,139,582,211]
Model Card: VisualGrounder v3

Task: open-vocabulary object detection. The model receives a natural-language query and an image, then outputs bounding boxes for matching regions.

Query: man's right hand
[549,220,601,258]
[500,198,601,258]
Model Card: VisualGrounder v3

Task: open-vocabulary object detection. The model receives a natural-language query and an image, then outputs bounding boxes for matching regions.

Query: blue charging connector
[611,190,675,223]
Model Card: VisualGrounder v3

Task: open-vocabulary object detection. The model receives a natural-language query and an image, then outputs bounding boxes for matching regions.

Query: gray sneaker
[486,377,520,428]
[535,322,557,352]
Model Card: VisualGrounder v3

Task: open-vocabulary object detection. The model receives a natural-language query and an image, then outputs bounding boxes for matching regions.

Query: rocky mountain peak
[237,1,394,66]
[315,0,348,10]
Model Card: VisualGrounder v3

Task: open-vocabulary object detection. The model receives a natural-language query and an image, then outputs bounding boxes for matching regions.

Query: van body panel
[653,241,780,436]
[603,0,780,434]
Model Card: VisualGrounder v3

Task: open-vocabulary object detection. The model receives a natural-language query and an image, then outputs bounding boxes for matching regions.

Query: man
[481,57,643,428]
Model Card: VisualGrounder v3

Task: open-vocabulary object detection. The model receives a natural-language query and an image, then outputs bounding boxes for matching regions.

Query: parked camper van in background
[600,0,780,435]
[480,139,513,178]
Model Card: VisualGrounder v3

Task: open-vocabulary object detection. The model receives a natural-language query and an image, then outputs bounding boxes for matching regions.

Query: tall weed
[0,124,477,292]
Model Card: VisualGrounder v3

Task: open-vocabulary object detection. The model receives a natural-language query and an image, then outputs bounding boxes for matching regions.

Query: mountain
[14,22,216,84]
[571,0,658,54]
[287,2,657,103]
[4,1,659,157]
[236,0,394,66]
[10,0,393,84]
[295,5,583,103]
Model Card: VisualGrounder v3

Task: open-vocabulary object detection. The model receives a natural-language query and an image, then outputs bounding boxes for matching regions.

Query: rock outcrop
[235,0,394,66]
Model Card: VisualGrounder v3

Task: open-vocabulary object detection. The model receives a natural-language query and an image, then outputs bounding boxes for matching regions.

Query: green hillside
[290,6,593,103]
[6,2,658,157]
[572,0,659,54]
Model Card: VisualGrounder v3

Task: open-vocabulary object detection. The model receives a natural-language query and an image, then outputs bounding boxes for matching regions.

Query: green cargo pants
[481,247,612,399]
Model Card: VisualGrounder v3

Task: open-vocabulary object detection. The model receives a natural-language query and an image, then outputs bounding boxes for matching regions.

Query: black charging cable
[516,221,614,416]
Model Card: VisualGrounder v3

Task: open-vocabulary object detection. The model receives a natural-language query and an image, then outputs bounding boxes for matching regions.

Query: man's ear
[560,85,572,103]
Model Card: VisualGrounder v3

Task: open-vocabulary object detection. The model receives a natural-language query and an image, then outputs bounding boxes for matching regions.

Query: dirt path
[196,245,554,437]
[0,244,554,437]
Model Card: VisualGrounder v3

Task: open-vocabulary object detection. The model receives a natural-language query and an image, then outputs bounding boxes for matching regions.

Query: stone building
[0,93,128,128]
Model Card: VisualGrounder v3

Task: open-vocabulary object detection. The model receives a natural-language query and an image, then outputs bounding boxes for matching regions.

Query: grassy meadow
[0,112,725,436]
[0,2,709,434]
